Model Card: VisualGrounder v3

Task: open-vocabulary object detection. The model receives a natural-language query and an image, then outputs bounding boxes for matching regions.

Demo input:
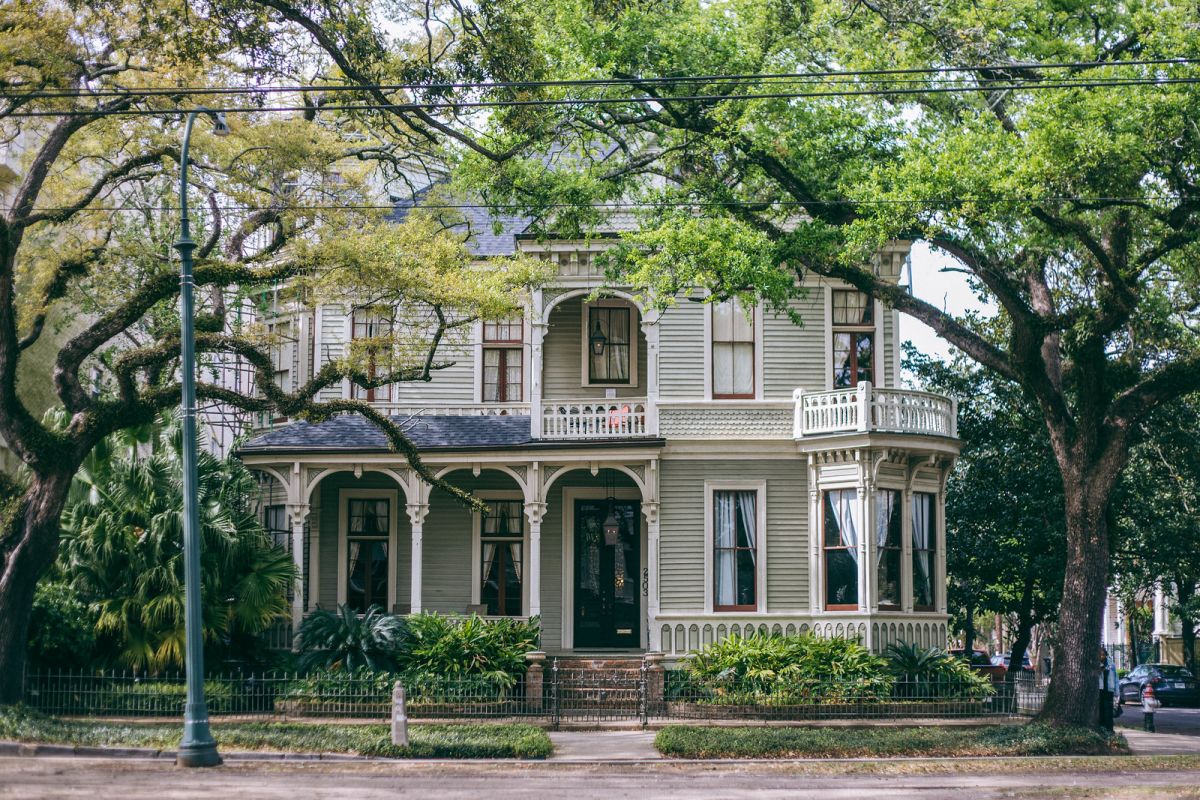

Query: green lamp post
[174,108,229,768]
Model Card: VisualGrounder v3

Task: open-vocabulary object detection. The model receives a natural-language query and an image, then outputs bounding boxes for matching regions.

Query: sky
[899,241,995,367]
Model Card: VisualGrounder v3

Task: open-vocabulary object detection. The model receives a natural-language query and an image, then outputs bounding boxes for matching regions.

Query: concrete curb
[0,741,377,762]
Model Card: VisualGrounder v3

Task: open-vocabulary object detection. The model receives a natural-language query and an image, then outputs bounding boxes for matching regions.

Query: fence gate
[549,658,647,727]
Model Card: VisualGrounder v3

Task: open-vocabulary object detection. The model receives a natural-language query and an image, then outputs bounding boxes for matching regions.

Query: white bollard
[391,681,409,747]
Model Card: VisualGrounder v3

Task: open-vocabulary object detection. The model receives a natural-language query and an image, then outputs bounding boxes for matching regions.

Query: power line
[15,56,1200,100]
[5,196,1179,216]
[6,75,1200,118]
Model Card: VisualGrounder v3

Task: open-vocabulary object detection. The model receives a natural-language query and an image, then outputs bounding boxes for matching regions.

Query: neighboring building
[1153,583,1199,666]
[237,215,961,659]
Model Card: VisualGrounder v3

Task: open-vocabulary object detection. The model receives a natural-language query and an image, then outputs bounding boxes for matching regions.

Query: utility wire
[15,56,1200,100]
[7,75,1200,118]
[4,196,1180,216]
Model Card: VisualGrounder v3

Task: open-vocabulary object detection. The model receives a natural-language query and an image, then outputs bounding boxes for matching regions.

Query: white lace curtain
[829,489,859,564]
[714,490,757,607]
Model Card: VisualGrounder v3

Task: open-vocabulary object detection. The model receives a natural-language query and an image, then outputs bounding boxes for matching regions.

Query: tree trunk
[963,600,976,652]
[0,470,75,703]
[1006,576,1037,686]
[1037,476,1113,728]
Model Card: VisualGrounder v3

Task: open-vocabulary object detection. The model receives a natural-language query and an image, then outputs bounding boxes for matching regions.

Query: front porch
[244,448,664,654]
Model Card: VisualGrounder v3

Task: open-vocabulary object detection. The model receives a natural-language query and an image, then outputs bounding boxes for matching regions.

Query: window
[264,504,289,550]
[482,319,523,402]
[832,290,874,388]
[350,307,394,402]
[587,304,632,384]
[346,498,389,613]
[713,490,758,611]
[823,489,860,610]
[712,298,755,398]
[480,500,524,616]
[912,492,936,609]
[875,490,901,609]
[267,320,295,423]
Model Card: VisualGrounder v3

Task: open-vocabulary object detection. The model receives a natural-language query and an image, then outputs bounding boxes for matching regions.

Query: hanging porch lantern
[589,318,608,356]
[603,504,621,546]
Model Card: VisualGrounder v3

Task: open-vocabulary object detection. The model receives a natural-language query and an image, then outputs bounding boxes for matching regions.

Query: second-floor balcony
[793,383,957,439]
[373,399,654,441]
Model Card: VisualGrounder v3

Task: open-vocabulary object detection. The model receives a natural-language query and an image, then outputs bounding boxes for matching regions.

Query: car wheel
[1117,691,1125,706]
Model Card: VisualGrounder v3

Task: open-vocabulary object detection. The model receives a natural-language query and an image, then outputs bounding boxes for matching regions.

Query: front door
[574,499,640,648]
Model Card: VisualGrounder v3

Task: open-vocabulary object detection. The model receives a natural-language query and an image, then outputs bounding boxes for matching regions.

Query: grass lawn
[0,706,552,759]
[654,723,1129,759]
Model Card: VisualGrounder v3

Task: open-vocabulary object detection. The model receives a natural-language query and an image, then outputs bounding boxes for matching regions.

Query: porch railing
[376,402,531,417]
[540,399,651,439]
[794,383,957,439]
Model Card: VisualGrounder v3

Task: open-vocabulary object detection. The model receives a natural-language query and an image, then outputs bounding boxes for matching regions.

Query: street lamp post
[173,109,229,769]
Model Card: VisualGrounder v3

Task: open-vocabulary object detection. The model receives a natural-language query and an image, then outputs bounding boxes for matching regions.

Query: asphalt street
[1117,703,1200,736]
[2,757,1200,800]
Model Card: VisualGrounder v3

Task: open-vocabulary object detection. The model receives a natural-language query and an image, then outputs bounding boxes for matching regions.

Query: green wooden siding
[543,295,648,399]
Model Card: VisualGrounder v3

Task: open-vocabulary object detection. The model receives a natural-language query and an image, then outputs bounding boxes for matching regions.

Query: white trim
[336,488,400,611]
[469,490,529,616]
[703,480,768,614]
[307,496,321,612]
[823,286,833,391]
[560,486,643,650]
[873,298,885,388]
[471,320,484,404]
[580,298,640,389]
[340,307,352,399]
[891,308,901,388]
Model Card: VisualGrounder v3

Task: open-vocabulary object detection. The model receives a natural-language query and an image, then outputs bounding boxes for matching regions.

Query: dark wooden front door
[574,499,640,648]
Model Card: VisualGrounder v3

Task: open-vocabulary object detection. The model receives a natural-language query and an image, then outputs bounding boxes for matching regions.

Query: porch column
[901,486,914,614]
[641,311,660,435]
[530,290,546,439]
[643,501,660,648]
[407,502,429,614]
[525,502,547,618]
[287,502,310,641]
[858,482,871,615]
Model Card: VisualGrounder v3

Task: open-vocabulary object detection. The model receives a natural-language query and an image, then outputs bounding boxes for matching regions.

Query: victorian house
[239,209,961,660]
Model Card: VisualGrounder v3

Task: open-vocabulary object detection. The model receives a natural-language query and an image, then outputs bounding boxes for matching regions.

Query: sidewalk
[1121,729,1200,756]
[547,732,660,761]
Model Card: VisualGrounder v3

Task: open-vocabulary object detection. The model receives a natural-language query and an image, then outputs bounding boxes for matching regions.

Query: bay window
[912,492,936,610]
[823,489,860,610]
[832,290,874,388]
[875,490,902,609]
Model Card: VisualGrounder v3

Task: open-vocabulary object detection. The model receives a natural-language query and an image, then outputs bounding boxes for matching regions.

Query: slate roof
[388,188,532,257]
[238,414,665,455]
[240,414,534,454]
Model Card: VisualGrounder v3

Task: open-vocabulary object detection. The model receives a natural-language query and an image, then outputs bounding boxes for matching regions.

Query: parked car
[1118,664,1199,707]
[990,653,1034,671]
[951,648,1007,682]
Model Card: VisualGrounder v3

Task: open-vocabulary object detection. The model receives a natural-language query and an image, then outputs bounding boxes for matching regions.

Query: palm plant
[296,604,408,672]
[57,418,295,671]
[883,642,993,699]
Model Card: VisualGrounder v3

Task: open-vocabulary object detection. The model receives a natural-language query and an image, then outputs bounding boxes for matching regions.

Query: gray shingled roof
[240,414,534,454]
[388,189,532,257]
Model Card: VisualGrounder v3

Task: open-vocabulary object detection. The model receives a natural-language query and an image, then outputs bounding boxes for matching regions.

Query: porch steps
[552,656,646,714]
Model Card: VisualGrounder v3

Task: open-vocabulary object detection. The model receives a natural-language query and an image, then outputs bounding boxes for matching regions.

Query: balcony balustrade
[794,383,957,439]
[540,399,650,439]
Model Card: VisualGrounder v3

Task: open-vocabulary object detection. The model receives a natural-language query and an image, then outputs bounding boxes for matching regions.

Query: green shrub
[297,605,407,672]
[654,723,1128,759]
[26,582,98,670]
[402,612,539,681]
[884,642,994,700]
[682,633,893,704]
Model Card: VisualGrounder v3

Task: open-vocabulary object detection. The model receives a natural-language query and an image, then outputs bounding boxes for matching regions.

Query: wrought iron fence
[20,664,1048,726]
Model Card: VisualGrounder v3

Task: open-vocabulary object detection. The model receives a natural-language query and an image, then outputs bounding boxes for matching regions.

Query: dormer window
[832,290,874,388]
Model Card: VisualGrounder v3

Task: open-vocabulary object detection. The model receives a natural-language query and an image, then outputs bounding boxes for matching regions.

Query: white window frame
[469,490,530,617]
[703,480,768,614]
[580,298,639,388]
[336,488,400,612]
[702,297,764,400]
